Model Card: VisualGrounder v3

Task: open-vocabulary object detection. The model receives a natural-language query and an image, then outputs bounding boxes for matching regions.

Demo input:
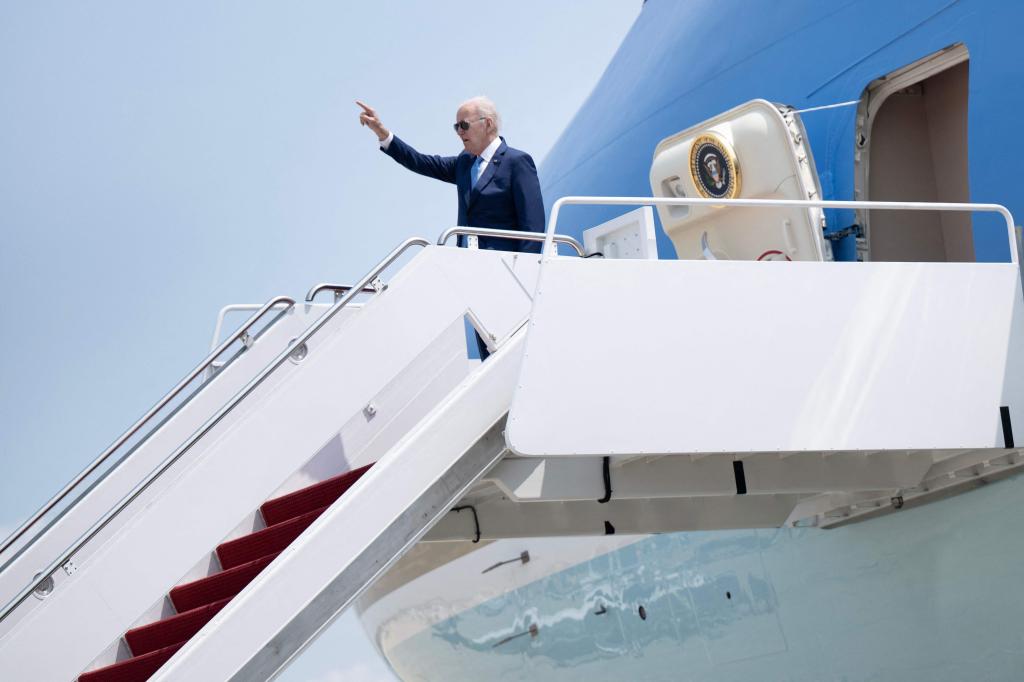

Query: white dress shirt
[474,136,502,179]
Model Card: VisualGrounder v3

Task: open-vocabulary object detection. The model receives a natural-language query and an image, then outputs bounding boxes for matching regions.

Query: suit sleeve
[381,135,458,184]
[511,153,546,253]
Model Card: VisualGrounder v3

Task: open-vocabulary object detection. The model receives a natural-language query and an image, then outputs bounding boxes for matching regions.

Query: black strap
[451,505,481,543]
[1001,406,1015,448]
[733,461,747,495]
[597,456,612,503]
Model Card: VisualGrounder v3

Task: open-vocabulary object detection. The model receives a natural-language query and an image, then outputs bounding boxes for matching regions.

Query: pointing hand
[356,100,389,142]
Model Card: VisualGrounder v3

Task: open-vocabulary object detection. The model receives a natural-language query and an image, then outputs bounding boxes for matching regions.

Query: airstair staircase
[0,230,558,681]
[1,195,1023,681]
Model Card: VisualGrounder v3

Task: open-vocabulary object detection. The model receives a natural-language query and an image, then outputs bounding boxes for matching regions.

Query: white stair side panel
[150,329,526,682]
[507,259,1024,456]
[267,315,471,498]
[0,246,534,682]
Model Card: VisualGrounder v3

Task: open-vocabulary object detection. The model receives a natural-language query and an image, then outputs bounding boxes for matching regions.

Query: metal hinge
[825,224,862,241]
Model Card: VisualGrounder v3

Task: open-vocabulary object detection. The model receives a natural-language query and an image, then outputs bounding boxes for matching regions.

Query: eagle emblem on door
[689,133,740,199]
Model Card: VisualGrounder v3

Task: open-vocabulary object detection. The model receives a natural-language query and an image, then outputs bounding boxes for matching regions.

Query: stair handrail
[437,226,585,256]
[0,238,430,624]
[0,295,297,562]
[542,196,1019,264]
[305,283,379,303]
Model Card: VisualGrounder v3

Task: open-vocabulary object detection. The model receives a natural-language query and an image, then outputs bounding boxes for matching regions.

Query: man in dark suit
[357,97,545,360]
[356,97,545,253]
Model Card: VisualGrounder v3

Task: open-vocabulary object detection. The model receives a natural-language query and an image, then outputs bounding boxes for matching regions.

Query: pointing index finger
[355,100,375,115]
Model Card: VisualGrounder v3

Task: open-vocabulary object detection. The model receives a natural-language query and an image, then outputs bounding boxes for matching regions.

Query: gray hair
[463,96,501,134]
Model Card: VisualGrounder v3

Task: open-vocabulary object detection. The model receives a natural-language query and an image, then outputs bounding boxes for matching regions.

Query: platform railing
[306,230,587,307]
[0,237,430,624]
[0,295,296,565]
[208,303,295,353]
[543,196,1019,266]
[438,226,585,256]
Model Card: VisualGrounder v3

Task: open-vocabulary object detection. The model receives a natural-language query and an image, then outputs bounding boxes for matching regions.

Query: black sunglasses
[453,117,486,132]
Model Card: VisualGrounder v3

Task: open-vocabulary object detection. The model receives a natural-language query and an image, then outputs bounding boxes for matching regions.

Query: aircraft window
[856,44,971,262]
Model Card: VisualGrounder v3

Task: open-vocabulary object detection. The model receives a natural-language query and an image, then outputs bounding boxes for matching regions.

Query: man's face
[455,104,492,156]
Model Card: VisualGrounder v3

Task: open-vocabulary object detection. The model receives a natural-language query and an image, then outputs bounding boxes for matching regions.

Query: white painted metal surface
[268,315,473,499]
[151,328,527,682]
[0,246,539,681]
[581,207,658,259]
[507,257,1024,456]
[649,99,828,261]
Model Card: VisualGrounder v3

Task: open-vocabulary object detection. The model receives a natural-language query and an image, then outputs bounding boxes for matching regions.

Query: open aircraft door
[649,99,831,262]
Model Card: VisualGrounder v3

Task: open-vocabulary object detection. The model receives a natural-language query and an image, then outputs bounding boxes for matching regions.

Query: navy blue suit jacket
[382,135,545,252]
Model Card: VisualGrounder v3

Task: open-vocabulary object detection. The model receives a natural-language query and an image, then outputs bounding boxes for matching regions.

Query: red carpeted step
[78,466,378,682]
[125,597,231,657]
[216,506,326,571]
[170,552,278,613]
[78,642,183,682]
[260,463,373,527]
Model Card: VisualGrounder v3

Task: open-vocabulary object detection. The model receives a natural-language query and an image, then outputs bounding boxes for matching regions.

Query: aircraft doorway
[855,44,972,262]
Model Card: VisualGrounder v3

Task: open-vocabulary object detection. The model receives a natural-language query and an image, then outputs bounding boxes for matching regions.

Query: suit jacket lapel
[459,153,473,209]
[467,138,506,207]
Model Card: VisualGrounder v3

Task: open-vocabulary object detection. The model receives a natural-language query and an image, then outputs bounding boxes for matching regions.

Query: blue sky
[0,2,637,679]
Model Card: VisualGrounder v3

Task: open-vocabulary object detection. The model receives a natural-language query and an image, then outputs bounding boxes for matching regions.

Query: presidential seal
[689,133,740,199]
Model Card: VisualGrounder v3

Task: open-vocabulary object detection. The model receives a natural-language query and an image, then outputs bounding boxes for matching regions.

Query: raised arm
[357,100,458,184]
[356,100,390,141]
